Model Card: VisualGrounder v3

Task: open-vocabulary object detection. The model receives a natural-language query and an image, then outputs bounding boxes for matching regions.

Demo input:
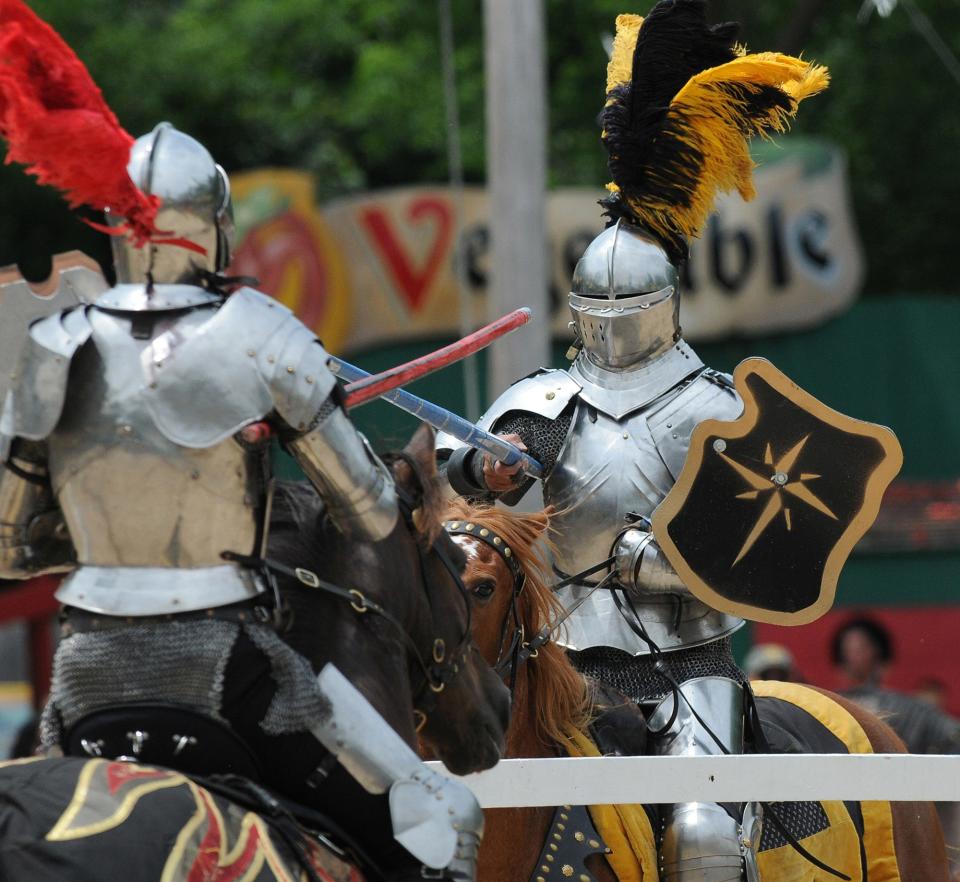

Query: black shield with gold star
[652,358,903,625]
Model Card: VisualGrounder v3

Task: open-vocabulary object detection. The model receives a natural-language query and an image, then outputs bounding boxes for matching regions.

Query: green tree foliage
[1,0,957,296]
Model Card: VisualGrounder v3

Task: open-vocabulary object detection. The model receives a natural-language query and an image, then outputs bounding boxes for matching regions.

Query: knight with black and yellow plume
[600,0,828,265]
[437,3,836,881]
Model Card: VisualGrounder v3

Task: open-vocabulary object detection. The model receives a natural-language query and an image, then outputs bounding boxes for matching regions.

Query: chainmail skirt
[569,636,746,706]
[40,618,329,749]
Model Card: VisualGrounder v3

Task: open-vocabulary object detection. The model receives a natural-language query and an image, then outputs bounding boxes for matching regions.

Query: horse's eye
[472,581,496,600]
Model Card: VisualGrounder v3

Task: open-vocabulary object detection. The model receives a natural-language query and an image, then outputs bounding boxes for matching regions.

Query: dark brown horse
[0,427,510,882]
[447,499,949,882]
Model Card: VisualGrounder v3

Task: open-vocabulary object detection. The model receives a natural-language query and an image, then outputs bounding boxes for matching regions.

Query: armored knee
[659,801,760,882]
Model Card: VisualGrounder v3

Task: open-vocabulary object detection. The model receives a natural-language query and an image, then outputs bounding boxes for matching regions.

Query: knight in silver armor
[440,2,830,877]
[439,219,756,881]
[0,121,480,880]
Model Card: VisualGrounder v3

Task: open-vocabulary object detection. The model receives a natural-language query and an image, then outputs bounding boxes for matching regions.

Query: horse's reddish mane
[445,500,590,747]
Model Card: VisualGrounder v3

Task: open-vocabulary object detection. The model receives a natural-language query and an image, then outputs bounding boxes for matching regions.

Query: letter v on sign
[358,197,453,313]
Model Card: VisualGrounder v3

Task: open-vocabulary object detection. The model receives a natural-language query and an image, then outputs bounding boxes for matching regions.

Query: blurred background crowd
[0,0,958,843]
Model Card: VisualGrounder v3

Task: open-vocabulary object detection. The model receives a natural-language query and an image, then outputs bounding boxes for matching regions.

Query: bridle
[444,518,533,701]
[225,464,474,733]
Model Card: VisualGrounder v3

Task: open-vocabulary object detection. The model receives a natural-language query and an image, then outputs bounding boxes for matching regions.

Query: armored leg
[313,664,483,882]
[648,677,761,882]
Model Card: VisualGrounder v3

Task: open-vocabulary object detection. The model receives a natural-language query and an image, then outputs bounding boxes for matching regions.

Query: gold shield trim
[651,358,903,625]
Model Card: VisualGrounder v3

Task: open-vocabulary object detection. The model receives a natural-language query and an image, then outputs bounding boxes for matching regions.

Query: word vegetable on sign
[228,139,863,355]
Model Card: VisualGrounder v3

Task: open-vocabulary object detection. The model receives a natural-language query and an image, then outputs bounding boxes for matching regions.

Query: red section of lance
[343,307,532,409]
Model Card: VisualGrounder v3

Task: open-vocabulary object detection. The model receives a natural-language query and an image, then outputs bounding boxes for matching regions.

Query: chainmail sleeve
[483,404,574,505]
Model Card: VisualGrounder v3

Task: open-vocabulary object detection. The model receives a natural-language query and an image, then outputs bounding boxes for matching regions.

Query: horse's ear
[402,423,437,480]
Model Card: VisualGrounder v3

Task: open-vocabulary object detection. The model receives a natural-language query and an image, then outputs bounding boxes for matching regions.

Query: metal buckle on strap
[295,567,320,588]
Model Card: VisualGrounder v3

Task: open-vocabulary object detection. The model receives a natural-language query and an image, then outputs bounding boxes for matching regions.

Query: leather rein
[225,467,473,732]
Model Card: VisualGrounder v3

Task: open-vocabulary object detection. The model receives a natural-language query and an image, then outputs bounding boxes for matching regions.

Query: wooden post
[483,0,550,399]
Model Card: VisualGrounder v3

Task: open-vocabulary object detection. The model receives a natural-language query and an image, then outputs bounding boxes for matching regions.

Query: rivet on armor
[247,349,255,357]
[546,855,555,862]
[504,547,512,557]
[588,839,600,849]
[267,356,276,364]
[563,804,572,811]
[549,844,558,853]
[449,522,460,529]
[553,833,562,841]
[580,875,591,882]
[713,438,727,453]
[575,832,585,842]
[493,536,502,545]
[119,424,133,436]
[306,375,314,384]
[541,866,550,874]
[622,432,629,439]
[287,366,295,374]
[465,523,474,531]
[672,433,678,439]
[562,866,574,877]
[557,823,565,831]
[479,528,490,537]
[537,877,546,882]
[559,812,568,821]
[546,391,556,400]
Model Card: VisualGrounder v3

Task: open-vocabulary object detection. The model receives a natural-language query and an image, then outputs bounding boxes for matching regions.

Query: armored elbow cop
[288,399,398,542]
[614,527,686,595]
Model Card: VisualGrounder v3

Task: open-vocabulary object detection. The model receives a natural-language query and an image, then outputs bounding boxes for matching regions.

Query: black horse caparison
[0,426,511,882]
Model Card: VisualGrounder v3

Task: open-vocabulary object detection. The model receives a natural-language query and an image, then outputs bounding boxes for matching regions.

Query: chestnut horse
[445,500,949,882]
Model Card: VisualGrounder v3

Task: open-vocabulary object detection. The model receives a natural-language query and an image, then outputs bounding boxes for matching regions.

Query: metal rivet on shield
[546,391,556,400]
[479,528,490,537]
[713,439,727,453]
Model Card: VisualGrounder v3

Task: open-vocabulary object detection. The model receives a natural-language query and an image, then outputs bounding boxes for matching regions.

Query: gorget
[95,283,222,312]
[569,339,704,419]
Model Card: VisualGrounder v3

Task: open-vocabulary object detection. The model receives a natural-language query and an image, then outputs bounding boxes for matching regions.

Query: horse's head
[444,499,589,748]
[387,425,511,774]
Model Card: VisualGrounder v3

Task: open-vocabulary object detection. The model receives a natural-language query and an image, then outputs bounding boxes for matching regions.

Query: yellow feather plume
[606,14,644,95]
[618,51,830,247]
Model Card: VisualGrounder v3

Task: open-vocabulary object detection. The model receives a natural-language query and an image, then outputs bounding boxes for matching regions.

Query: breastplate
[546,401,673,579]
[47,308,265,613]
[545,399,741,655]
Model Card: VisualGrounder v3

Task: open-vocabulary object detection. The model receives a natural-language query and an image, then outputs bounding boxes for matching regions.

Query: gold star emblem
[717,435,838,567]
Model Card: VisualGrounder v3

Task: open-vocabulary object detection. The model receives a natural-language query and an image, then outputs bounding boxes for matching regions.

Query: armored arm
[0,440,75,579]
[439,369,579,503]
[613,527,685,594]
[286,392,398,542]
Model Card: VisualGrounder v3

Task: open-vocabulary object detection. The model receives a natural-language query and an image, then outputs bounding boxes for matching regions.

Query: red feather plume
[0,0,162,246]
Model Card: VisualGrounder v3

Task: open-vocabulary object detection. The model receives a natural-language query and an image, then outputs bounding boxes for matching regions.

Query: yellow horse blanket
[561,681,899,882]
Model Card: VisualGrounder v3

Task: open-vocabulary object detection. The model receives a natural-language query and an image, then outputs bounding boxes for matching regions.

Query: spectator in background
[832,615,960,878]
[831,615,960,754]
[743,643,800,682]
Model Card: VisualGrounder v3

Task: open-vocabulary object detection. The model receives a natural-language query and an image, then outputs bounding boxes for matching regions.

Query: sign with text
[230,141,863,355]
